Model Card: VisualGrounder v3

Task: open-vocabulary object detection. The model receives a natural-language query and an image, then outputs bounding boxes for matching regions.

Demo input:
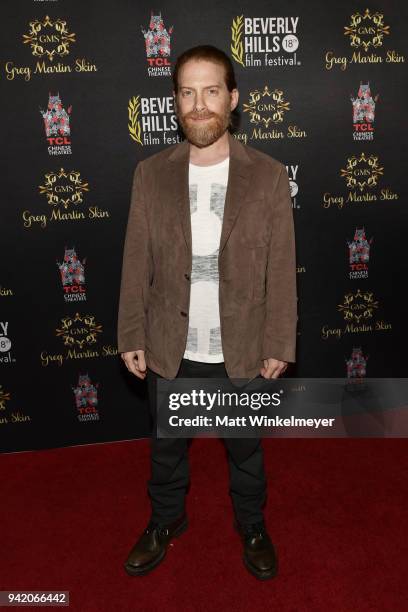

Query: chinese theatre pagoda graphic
[72,374,99,421]
[142,12,173,58]
[346,347,368,378]
[40,92,72,138]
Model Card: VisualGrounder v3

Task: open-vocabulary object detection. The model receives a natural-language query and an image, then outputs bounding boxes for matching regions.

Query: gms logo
[0,322,16,364]
[57,247,87,302]
[23,15,76,61]
[323,153,398,209]
[351,82,379,140]
[0,385,31,426]
[235,86,306,143]
[347,228,373,280]
[23,168,110,229]
[325,9,404,71]
[40,92,72,155]
[346,347,368,378]
[322,289,391,340]
[4,15,97,81]
[285,164,300,209]
[72,373,99,422]
[128,95,181,146]
[142,11,173,77]
[40,313,118,367]
[231,15,300,68]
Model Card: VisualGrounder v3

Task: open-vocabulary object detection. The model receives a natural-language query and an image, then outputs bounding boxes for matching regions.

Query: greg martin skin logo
[128,94,181,146]
[40,92,72,155]
[22,168,110,229]
[72,373,100,422]
[40,313,118,367]
[4,15,98,81]
[0,385,31,426]
[321,289,391,340]
[231,15,300,68]
[325,9,404,71]
[141,11,174,76]
[57,247,87,302]
[0,286,13,298]
[323,153,398,209]
[234,86,306,144]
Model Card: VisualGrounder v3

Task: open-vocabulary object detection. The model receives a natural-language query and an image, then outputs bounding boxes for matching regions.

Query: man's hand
[121,350,147,380]
[260,358,288,379]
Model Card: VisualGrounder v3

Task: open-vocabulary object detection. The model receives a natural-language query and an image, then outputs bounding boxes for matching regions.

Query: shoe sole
[124,517,189,577]
[243,554,278,580]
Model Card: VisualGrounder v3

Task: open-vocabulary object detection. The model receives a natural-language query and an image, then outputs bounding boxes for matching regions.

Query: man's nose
[194,92,206,112]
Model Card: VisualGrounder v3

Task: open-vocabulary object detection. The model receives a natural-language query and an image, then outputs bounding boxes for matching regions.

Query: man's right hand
[121,350,147,380]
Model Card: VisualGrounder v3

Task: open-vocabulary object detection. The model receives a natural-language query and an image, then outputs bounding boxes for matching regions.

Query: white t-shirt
[183,156,230,362]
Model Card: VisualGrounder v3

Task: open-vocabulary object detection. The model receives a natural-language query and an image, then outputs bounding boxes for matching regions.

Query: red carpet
[1,438,408,611]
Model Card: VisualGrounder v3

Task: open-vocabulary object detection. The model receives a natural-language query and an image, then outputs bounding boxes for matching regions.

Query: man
[117,45,297,580]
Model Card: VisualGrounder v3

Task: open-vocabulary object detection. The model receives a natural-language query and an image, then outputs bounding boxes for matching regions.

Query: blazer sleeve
[117,161,149,353]
[262,164,298,363]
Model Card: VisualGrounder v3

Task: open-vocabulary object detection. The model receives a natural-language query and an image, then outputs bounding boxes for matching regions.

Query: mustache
[183,111,217,120]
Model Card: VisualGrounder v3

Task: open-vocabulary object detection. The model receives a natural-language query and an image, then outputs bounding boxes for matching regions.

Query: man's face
[174,59,239,148]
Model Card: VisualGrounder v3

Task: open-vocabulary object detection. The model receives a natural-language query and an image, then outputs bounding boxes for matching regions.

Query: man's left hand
[260,358,288,379]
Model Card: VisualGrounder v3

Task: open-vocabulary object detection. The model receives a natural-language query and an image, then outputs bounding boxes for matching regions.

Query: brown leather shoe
[124,514,188,576]
[235,520,278,580]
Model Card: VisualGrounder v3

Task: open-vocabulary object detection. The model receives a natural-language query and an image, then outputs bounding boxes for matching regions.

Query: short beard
[178,106,231,148]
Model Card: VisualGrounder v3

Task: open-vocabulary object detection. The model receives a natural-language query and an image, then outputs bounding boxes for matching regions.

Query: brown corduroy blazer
[117,132,298,380]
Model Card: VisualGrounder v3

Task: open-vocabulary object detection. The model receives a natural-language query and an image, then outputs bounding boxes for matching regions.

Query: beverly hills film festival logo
[0,322,16,365]
[72,373,100,422]
[40,313,118,367]
[347,228,373,280]
[325,9,405,71]
[0,385,31,426]
[57,247,87,303]
[351,82,379,141]
[22,168,110,229]
[128,95,181,146]
[323,153,398,210]
[234,86,306,145]
[141,11,173,77]
[321,289,392,341]
[231,15,300,68]
[4,15,97,81]
[40,92,72,155]
[285,164,301,210]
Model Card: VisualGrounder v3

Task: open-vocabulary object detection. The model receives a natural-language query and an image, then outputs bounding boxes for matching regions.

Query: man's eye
[209,89,218,95]
[182,90,192,97]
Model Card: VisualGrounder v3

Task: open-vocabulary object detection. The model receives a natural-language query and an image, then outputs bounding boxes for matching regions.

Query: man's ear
[230,88,239,112]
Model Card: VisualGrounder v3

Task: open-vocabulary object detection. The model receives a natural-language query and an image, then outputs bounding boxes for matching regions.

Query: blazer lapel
[219,133,252,254]
[167,139,192,252]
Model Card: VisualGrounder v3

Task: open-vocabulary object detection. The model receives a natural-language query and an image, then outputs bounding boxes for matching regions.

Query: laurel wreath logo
[128,96,143,145]
[231,16,245,67]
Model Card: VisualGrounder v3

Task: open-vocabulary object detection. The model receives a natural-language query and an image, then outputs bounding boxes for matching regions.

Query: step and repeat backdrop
[1,0,407,452]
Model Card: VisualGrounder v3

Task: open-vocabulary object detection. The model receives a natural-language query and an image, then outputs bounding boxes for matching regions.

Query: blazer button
[180,311,188,317]
[184,273,190,281]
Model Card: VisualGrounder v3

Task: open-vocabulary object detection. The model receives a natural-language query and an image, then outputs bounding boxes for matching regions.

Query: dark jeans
[146,358,267,525]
